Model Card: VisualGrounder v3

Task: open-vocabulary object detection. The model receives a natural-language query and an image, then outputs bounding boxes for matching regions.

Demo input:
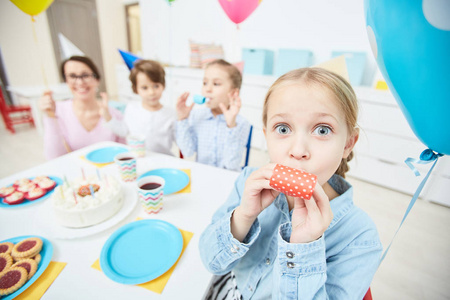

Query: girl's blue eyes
[275,124,291,135]
[275,124,332,136]
[313,125,332,136]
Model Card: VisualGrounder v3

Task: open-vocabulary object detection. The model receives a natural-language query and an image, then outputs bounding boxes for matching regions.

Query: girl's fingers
[311,185,333,221]
[247,178,274,194]
[293,197,305,211]
[303,192,320,214]
[177,92,189,104]
[249,163,277,181]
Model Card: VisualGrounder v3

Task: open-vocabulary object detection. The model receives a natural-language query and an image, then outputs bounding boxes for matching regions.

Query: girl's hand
[176,92,194,120]
[231,164,280,241]
[38,90,56,118]
[98,92,112,122]
[219,90,241,128]
[289,184,333,243]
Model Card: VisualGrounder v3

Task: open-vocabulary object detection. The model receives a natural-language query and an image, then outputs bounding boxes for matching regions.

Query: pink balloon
[218,0,260,25]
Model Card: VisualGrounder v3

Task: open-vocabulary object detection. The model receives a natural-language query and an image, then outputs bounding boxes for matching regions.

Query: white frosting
[52,175,123,228]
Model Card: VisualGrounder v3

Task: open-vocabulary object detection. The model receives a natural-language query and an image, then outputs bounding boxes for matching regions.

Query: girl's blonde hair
[262,67,359,178]
[205,59,242,90]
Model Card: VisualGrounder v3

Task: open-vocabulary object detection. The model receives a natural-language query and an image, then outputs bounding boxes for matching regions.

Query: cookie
[0,186,15,198]
[38,178,56,191]
[12,259,37,280]
[11,238,43,260]
[32,176,50,184]
[0,267,28,296]
[4,192,25,205]
[33,253,41,265]
[0,253,13,274]
[25,187,46,201]
[0,242,14,255]
[13,178,31,187]
[16,182,37,193]
[270,164,317,200]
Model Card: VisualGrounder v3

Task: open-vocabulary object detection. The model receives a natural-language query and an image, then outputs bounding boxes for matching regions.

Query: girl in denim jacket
[200,68,382,299]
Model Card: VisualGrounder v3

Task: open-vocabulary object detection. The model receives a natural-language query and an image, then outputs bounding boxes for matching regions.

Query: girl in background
[176,59,251,171]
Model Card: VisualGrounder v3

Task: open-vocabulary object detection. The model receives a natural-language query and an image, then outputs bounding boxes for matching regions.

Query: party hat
[118,49,142,70]
[58,33,84,60]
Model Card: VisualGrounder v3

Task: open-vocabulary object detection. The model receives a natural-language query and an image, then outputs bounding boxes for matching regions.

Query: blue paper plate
[100,219,183,284]
[138,169,189,195]
[86,146,128,164]
[0,176,63,209]
[1,235,53,300]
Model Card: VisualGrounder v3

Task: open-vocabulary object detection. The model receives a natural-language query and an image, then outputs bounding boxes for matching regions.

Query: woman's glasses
[65,73,98,83]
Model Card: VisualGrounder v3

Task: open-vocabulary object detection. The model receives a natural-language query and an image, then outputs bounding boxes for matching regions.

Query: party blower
[192,95,209,105]
[269,164,317,200]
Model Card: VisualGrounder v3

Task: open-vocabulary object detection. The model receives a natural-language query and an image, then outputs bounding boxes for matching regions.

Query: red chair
[0,86,35,134]
[363,287,373,300]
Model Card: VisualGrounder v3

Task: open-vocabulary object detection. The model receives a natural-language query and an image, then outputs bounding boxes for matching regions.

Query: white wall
[0,0,128,99]
[140,0,377,85]
[0,1,59,87]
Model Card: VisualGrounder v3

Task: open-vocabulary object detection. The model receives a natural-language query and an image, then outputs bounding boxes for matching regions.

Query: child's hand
[98,92,112,122]
[231,164,280,241]
[176,92,194,120]
[219,90,241,128]
[289,184,333,243]
[38,90,56,118]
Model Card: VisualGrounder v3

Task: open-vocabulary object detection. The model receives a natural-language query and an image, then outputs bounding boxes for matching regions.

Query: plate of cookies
[0,236,53,299]
[0,176,63,208]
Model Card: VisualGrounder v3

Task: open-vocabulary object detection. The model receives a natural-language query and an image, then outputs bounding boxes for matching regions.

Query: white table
[7,84,72,135]
[0,141,240,299]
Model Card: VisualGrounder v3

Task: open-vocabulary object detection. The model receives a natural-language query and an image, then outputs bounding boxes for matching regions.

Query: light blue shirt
[199,167,382,299]
[176,107,251,171]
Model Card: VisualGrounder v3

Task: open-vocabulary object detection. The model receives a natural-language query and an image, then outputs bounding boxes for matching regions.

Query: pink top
[43,99,125,160]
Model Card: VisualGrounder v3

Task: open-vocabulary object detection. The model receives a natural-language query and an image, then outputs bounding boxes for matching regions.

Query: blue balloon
[118,49,142,70]
[364,0,450,155]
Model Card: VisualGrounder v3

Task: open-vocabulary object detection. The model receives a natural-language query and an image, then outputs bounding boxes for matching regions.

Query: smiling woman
[38,56,125,160]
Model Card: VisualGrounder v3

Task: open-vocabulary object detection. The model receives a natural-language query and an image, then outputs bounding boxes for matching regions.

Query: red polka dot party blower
[269,164,317,200]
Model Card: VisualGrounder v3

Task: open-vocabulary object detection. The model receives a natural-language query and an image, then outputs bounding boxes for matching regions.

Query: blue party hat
[118,49,142,70]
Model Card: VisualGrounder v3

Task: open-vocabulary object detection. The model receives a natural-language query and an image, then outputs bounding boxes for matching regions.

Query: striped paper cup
[114,152,137,182]
[127,134,146,157]
[137,176,165,214]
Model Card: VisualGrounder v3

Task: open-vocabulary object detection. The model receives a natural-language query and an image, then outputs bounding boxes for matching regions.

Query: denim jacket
[199,167,382,299]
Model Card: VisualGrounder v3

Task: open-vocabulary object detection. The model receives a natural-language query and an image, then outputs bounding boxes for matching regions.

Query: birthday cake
[51,175,123,228]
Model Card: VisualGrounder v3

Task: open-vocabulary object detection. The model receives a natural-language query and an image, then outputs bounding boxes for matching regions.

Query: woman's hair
[205,59,242,90]
[61,56,101,81]
[129,60,166,93]
[262,67,359,178]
